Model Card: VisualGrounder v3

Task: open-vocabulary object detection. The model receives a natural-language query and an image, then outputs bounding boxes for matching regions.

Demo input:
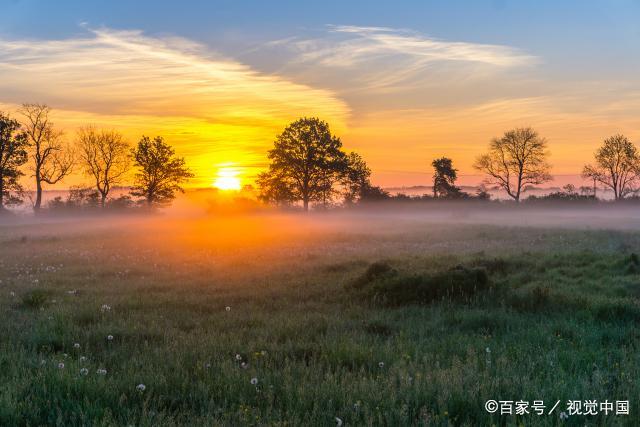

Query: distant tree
[341,152,372,204]
[19,104,74,211]
[431,157,467,198]
[130,136,193,207]
[582,134,640,200]
[257,118,347,211]
[474,127,551,202]
[0,112,29,209]
[359,184,390,202]
[77,126,130,207]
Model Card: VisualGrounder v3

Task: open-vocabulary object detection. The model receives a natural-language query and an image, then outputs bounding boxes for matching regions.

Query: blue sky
[1,0,639,187]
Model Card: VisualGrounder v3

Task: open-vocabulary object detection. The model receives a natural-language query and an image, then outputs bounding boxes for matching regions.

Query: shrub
[349,262,491,306]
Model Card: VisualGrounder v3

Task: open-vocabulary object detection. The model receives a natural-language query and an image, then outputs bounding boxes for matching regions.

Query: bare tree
[19,104,74,211]
[77,126,130,207]
[582,134,640,200]
[474,127,552,202]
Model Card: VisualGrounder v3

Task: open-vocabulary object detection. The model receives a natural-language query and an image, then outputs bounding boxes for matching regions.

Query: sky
[1,0,639,189]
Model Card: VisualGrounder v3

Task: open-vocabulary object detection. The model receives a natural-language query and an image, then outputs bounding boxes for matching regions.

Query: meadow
[1,209,640,426]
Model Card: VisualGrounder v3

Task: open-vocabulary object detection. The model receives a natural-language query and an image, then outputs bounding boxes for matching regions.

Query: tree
[130,136,193,207]
[474,127,551,202]
[582,134,640,200]
[341,152,372,204]
[257,117,347,211]
[77,126,130,207]
[431,157,465,198]
[19,104,74,211]
[0,112,29,209]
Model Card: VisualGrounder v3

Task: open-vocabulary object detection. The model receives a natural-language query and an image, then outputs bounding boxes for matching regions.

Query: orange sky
[1,26,639,190]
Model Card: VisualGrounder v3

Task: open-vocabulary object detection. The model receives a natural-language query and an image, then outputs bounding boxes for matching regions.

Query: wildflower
[241,362,248,369]
[9,291,15,297]
[80,356,87,362]
[73,343,80,349]
[335,417,343,426]
[97,368,107,375]
[560,411,569,420]
[485,347,491,353]
[235,354,242,361]
[250,377,258,385]
[378,362,385,368]
[225,306,231,311]
[101,304,111,313]
[80,368,89,376]
[58,362,65,369]
[136,384,146,392]
[107,335,114,341]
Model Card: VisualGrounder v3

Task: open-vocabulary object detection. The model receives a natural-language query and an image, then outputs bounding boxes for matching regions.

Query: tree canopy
[130,136,193,207]
[257,117,352,210]
[474,127,551,202]
[0,112,29,209]
[582,134,640,200]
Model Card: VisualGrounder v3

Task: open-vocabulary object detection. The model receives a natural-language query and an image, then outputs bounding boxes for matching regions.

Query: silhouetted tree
[431,157,466,198]
[341,152,372,204]
[582,134,640,200]
[19,104,74,211]
[474,127,551,202]
[77,126,130,207]
[257,118,347,211]
[0,112,29,209]
[130,136,193,207]
[359,184,390,202]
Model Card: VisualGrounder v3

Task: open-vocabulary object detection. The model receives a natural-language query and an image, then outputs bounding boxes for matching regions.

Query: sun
[213,165,242,191]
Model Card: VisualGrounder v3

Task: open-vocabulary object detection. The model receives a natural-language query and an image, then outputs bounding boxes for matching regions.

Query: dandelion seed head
[225,306,231,311]
[58,362,65,369]
[378,361,385,368]
[107,335,114,341]
[136,383,146,392]
[335,417,343,426]
[235,354,242,361]
[250,377,258,385]
[80,368,89,376]
[73,343,80,349]
[80,356,87,362]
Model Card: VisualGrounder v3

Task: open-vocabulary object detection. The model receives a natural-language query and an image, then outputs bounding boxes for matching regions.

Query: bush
[349,262,491,306]
[21,289,50,309]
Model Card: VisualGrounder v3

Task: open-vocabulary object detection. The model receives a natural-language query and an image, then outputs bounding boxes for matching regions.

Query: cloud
[266,25,537,93]
[0,27,350,186]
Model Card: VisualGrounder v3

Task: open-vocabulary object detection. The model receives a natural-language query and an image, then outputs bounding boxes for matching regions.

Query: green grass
[1,215,640,426]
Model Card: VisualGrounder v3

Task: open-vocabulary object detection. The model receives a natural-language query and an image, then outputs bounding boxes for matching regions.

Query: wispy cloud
[266,25,536,92]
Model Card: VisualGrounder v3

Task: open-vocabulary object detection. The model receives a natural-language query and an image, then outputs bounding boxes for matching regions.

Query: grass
[1,213,640,425]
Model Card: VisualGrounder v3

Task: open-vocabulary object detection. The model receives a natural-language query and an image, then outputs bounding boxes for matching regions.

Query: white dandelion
[100,304,111,313]
[80,356,87,362]
[107,335,114,341]
[136,384,146,392]
[250,377,258,385]
[80,368,89,376]
[235,354,242,361]
[335,417,343,426]
[225,306,231,312]
[97,368,107,375]
[241,362,248,369]
[58,362,65,369]
[559,412,568,420]
[485,347,491,353]
[378,362,385,368]
[73,343,80,349]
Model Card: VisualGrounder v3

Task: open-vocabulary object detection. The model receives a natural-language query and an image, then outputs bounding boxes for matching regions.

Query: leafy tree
[257,118,347,211]
[130,136,193,207]
[341,152,372,204]
[582,134,640,200]
[474,127,551,202]
[431,157,466,198]
[0,112,29,209]
[77,126,130,207]
[19,104,74,211]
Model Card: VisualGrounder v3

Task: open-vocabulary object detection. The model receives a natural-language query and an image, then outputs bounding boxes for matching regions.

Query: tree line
[0,104,192,212]
[2,106,638,212]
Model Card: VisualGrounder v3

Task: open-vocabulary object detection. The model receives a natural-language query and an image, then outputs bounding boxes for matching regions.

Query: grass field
[1,211,640,426]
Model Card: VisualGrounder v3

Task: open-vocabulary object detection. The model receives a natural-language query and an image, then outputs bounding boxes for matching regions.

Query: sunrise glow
[213,165,242,191]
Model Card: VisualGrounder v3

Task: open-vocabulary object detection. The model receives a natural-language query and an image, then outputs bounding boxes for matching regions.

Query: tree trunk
[0,171,4,210]
[100,193,107,208]
[34,176,42,211]
[303,197,309,212]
